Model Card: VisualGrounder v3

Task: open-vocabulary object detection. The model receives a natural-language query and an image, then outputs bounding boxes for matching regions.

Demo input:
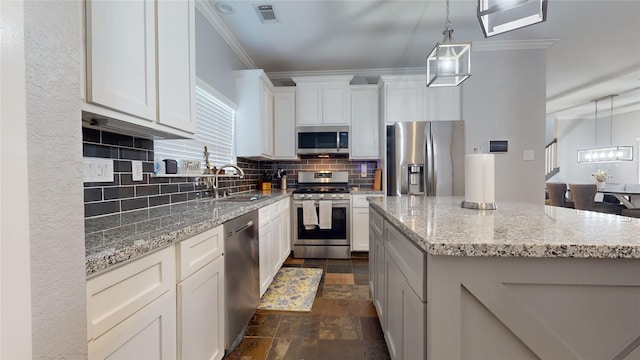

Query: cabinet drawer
[259,201,282,226]
[369,208,384,236]
[279,197,290,212]
[87,246,175,340]
[176,225,223,282]
[385,222,427,302]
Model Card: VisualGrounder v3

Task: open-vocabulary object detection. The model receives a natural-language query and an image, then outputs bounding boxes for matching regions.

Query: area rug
[258,267,323,312]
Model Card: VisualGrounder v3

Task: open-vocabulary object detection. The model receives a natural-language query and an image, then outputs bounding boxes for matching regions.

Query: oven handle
[292,200,350,207]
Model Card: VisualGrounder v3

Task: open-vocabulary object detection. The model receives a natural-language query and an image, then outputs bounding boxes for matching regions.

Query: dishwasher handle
[234,220,254,234]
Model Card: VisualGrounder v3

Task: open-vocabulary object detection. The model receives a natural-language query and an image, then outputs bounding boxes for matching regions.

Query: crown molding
[195,0,256,70]
[268,67,425,81]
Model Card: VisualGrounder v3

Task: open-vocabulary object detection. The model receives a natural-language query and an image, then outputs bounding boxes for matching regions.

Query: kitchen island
[368,196,640,360]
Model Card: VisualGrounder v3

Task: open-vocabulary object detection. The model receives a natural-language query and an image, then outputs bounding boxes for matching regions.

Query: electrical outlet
[83,157,114,183]
[132,161,143,181]
[361,163,367,177]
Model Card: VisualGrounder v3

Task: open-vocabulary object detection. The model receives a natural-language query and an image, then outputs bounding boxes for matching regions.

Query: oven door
[292,200,349,245]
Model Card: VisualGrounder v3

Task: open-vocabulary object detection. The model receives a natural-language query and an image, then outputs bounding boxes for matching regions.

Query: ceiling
[203,0,640,120]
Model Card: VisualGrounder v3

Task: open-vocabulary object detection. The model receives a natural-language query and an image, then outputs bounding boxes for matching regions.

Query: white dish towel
[319,200,332,230]
[302,200,318,230]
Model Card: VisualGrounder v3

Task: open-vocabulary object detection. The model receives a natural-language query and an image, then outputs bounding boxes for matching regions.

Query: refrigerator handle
[431,131,437,196]
[425,126,434,196]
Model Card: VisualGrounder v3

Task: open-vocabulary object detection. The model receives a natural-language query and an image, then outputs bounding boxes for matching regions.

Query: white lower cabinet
[369,208,426,360]
[177,256,224,360]
[176,225,225,360]
[86,246,176,359]
[88,289,176,359]
[352,195,383,251]
[384,253,425,360]
[87,225,226,360]
[259,198,291,297]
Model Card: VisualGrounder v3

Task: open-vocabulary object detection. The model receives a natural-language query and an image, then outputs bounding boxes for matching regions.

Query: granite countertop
[350,188,385,195]
[85,190,290,277]
[368,196,640,259]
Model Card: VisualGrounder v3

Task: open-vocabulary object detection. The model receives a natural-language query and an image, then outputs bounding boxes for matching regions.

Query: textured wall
[24,1,87,358]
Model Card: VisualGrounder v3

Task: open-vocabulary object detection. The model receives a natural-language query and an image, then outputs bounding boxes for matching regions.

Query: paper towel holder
[461,200,496,210]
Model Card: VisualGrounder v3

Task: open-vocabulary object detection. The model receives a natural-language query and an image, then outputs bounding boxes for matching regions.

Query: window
[154,79,237,171]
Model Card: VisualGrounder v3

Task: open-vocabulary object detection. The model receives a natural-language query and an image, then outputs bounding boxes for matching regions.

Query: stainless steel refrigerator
[387,121,465,196]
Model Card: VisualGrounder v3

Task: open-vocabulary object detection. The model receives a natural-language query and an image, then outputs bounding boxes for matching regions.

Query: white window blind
[154,79,237,170]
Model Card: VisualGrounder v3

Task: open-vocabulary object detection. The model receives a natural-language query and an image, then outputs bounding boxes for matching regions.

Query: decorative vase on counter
[596,181,606,191]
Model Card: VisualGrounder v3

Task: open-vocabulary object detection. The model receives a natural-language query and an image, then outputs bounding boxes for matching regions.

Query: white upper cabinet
[273,88,297,159]
[350,85,380,159]
[84,0,195,138]
[157,0,196,133]
[292,76,353,126]
[234,69,275,159]
[380,75,461,124]
[86,0,157,121]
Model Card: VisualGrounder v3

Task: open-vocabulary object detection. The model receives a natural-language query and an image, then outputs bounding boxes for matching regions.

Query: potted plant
[592,169,612,190]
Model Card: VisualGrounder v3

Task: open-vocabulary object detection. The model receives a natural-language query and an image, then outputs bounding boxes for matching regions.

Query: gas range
[292,171,350,201]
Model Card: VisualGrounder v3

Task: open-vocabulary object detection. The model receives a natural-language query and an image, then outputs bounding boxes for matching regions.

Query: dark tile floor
[224,254,390,360]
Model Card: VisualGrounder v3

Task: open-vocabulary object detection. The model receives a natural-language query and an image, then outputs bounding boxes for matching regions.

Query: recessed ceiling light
[214,2,234,15]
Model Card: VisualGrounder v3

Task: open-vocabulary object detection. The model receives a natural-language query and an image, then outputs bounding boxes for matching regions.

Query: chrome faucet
[212,164,245,198]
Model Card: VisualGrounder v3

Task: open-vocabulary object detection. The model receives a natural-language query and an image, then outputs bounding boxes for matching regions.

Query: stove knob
[339,194,344,199]
[331,194,337,199]
[319,194,324,199]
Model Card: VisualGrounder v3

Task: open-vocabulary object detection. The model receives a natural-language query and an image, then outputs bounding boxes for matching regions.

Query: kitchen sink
[216,195,266,202]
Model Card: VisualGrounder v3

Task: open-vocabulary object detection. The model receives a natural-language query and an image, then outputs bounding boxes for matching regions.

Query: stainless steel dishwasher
[224,210,259,353]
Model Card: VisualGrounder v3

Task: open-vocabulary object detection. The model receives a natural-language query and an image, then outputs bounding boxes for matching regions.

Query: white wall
[552,109,640,185]
[195,9,248,102]
[24,1,87,358]
[1,1,33,358]
[462,49,547,204]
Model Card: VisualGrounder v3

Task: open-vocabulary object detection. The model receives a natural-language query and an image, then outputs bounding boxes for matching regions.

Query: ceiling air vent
[255,4,278,23]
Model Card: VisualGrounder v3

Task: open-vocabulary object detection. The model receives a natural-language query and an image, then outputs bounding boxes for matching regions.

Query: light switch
[523,150,535,161]
[83,157,114,182]
[361,163,367,177]
[132,161,143,181]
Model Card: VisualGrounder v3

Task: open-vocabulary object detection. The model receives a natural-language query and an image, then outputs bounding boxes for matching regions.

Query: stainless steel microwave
[297,126,349,155]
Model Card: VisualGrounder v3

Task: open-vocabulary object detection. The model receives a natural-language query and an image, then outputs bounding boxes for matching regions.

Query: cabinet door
[384,84,422,124]
[385,253,401,359]
[296,84,322,126]
[157,0,195,133]
[271,211,283,278]
[280,199,292,263]
[177,257,225,360]
[88,290,176,360]
[273,91,297,159]
[322,84,349,125]
[350,88,379,159]
[352,208,370,251]
[423,86,461,121]
[374,236,386,327]
[261,82,274,157]
[259,220,274,297]
[385,250,426,360]
[86,0,157,121]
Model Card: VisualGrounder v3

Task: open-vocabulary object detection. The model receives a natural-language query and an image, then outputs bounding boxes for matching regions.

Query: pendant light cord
[445,0,451,31]
[594,100,598,148]
[609,96,614,146]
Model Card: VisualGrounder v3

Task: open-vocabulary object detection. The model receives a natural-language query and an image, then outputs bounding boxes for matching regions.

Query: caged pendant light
[577,95,634,163]
[426,0,471,87]
[478,0,547,38]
